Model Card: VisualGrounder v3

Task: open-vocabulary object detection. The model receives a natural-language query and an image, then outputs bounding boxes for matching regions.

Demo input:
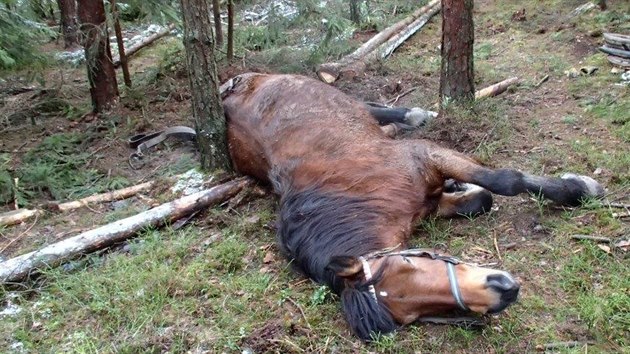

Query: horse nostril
[487,274,519,292]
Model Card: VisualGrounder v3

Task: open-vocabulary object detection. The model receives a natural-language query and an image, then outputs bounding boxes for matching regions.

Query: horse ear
[327,256,363,278]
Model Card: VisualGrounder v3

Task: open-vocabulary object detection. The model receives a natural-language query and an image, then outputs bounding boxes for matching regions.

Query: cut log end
[317,69,338,84]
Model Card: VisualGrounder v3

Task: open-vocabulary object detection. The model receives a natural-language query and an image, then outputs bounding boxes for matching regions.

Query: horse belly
[227,122,271,183]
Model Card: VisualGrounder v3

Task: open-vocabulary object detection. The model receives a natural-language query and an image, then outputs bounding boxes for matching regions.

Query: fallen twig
[571,234,611,243]
[605,202,630,209]
[385,86,418,105]
[536,341,593,351]
[493,233,503,262]
[535,75,549,88]
[287,297,313,331]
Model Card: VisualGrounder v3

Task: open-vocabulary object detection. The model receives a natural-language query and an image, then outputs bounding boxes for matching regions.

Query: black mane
[272,170,398,340]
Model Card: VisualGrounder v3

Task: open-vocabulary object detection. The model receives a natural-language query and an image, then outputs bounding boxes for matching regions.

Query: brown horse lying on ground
[220,73,604,340]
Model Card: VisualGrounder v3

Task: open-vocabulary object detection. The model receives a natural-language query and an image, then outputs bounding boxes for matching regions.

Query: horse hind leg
[436,180,494,218]
[427,146,604,207]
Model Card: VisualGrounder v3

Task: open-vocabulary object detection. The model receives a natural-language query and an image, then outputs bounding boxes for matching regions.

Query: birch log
[0,180,158,227]
[0,178,252,283]
[47,181,156,212]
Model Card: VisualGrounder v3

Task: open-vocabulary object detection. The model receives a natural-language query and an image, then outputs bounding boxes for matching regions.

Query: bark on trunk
[57,0,78,48]
[111,0,131,87]
[439,0,475,103]
[212,0,223,47]
[227,0,234,61]
[77,0,119,113]
[350,0,361,24]
[0,178,252,283]
[180,0,232,171]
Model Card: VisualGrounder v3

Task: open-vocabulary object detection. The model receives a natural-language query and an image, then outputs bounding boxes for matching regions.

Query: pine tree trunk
[439,0,474,103]
[227,0,234,61]
[180,0,232,172]
[77,0,119,113]
[111,0,132,87]
[212,0,223,47]
[57,0,78,48]
[350,0,361,24]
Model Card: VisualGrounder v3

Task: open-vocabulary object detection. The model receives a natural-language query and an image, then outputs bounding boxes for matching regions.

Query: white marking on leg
[561,173,604,197]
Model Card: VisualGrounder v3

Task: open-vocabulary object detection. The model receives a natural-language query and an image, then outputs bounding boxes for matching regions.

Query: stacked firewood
[599,33,630,68]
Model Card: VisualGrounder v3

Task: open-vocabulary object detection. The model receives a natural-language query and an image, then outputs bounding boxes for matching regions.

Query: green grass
[0,132,130,206]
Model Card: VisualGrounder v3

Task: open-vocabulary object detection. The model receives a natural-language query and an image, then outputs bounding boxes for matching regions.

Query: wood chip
[597,244,611,254]
[263,251,275,264]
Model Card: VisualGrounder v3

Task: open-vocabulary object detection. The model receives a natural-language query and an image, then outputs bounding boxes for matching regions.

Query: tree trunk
[227,0,234,61]
[111,0,131,87]
[439,0,475,103]
[77,0,119,113]
[57,0,78,48]
[350,0,361,24]
[212,0,223,47]
[598,0,607,11]
[180,0,232,171]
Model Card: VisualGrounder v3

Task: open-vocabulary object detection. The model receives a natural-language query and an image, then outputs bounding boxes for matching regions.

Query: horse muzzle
[486,273,520,313]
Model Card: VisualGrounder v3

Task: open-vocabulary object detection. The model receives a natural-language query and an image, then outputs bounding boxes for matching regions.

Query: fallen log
[47,181,156,212]
[113,24,177,68]
[317,0,440,83]
[598,45,630,59]
[606,55,630,67]
[0,178,253,283]
[0,180,157,227]
[0,209,43,228]
[603,33,630,48]
[475,77,519,99]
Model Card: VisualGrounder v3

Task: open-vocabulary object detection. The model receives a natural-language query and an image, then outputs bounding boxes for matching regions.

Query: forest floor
[1,0,629,353]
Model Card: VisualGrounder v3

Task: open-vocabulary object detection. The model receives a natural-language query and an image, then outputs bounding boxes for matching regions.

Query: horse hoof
[404,108,437,128]
[561,173,605,198]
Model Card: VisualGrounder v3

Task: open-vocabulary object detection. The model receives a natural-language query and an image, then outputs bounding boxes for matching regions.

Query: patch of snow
[171,169,206,196]
[55,48,84,66]
[242,0,298,24]
[10,342,25,353]
[56,24,173,66]
[0,293,22,318]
